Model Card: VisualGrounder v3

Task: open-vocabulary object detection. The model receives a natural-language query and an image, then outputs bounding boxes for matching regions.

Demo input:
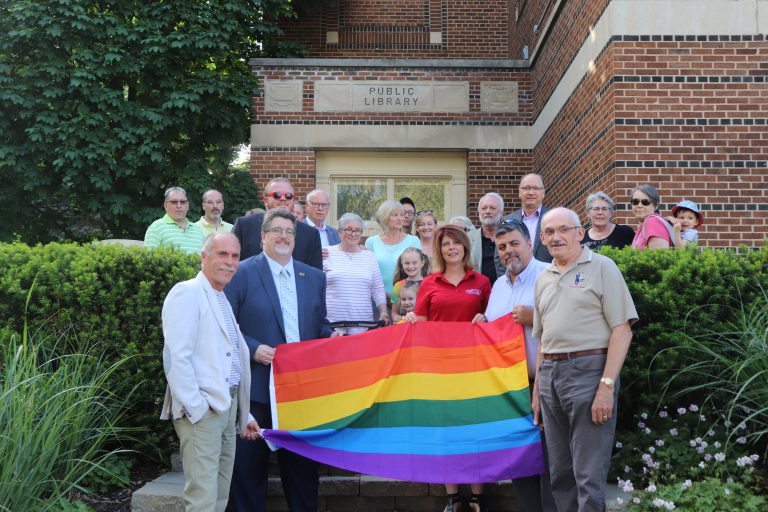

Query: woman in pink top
[630,184,672,250]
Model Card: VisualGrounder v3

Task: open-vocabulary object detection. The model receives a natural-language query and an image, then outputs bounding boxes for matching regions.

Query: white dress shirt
[485,258,549,379]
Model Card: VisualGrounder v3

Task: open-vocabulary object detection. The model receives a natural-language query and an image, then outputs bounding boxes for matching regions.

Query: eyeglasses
[520,186,545,192]
[264,227,296,237]
[308,201,329,209]
[498,218,524,227]
[266,192,294,200]
[402,210,415,218]
[589,207,611,213]
[415,210,434,216]
[541,225,580,238]
[203,200,223,206]
[166,200,188,206]
[342,228,363,236]
[631,198,652,206]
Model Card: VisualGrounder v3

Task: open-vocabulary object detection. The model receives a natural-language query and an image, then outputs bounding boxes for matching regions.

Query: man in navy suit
[503,173,552,263]
[304,189,340,248]
[232,178,323,269]
[225,208,340,512]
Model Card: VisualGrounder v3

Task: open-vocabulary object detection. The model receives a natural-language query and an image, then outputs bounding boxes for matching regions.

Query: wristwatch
[600,377,615,388]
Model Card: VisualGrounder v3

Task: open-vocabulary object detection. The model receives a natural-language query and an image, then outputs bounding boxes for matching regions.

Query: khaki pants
[173,390,238,512]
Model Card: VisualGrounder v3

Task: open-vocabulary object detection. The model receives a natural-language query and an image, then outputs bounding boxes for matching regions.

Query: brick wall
[278,0,511,59]
[467,149,533,222]
[250,149,317,200]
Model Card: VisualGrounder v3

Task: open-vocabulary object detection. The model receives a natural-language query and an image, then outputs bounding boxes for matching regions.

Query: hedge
[1,242,766,461]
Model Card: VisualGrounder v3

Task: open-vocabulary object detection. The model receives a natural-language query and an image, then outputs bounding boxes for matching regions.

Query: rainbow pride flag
[263,314,544,483]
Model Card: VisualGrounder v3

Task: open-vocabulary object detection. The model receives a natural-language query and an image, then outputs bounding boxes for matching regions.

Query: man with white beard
[195,189,233,235]
[469,192,506,284]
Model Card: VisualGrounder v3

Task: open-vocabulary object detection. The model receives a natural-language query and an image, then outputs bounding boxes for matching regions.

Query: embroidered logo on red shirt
[465,288,482,296]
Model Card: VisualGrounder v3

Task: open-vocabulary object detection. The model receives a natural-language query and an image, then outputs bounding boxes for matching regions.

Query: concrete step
[132,469,632,511]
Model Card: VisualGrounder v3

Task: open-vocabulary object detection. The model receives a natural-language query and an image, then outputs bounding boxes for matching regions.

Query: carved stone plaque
[315,81,469,112]
[480,82,519,113]
[264,80,303,112]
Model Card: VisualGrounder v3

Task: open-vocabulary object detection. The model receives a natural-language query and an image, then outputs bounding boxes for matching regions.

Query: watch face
[601,378,614,386]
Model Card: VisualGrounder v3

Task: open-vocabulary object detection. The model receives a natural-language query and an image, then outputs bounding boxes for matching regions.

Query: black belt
[542,348,608,361]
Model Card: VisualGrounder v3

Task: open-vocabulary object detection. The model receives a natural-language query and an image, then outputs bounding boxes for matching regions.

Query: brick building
[249,0,767,247]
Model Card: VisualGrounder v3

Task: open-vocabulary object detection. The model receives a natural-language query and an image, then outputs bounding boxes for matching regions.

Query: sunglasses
[498,218,524,227]
[416,210,434,216]
[266,191,294,200]
[631,198,652,206]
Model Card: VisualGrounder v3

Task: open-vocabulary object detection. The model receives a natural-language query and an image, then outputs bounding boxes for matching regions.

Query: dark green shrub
[1,242,765,463]
[0,242,198,461]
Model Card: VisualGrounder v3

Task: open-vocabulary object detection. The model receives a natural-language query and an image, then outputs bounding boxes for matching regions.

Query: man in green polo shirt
[144,187,205,254]
[195,189,233,236]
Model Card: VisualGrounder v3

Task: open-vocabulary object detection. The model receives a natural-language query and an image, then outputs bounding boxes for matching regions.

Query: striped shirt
[324,246,386,334]
[214,289,241,387]
[144,214,205,255]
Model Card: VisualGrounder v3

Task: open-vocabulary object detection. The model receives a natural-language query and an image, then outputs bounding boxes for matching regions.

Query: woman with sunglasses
[630,184,672,250]
[324,213,389,334]
[414,210,438,263]
[581,191,635,251]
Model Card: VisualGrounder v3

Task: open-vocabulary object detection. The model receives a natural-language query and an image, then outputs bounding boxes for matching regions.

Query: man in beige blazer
[161,232,259,512]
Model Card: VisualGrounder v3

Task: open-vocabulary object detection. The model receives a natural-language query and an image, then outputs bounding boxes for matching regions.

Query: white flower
[698,461,706,469]
[659,410,668,418]
[646,483,657,492]
[669,428,678,436]
[704,453,712,461]
[724,488,730,496]
[700,415,706,421]
[655,439,665,447]
[689,404,699,412]
[736,436,747,444]
[681,479,692,490]
[714,452,725,462]
[736,455,754,467]
[633,497,641,504]
[700,441,708,449]
[707,430,715,437]
[624,465,631,473]
[677,407,687,415]
[645,427,651,434]
[714,441,721,448]
[618,478,634,493]
[649,446,656,454]
[638,421,646,429]
[695,437,703,444]
[641,412,648,419]
[724,420,732,427]
[689,440,697,447]
[750,454,759,461]
[615,441,623,449]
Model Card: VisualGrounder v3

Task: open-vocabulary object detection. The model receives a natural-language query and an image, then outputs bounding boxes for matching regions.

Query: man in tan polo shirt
[532,207,638,512]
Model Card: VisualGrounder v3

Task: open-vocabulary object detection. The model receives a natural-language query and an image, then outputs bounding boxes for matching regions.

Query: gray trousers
[512,382,557,512]
[174,391,238,512]
[538,355,617,512]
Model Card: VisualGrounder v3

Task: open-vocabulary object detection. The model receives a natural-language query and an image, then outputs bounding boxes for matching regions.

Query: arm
[143,222,160,249]
[532,342,543,426]
[162,284,208,423]
[591,321,633,425]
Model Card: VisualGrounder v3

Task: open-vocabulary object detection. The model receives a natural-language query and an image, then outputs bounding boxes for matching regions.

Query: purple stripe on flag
[263,430,545,483]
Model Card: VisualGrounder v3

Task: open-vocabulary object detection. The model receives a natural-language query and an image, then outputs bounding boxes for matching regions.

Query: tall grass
[0,322,136,511]
[659,287,768,454]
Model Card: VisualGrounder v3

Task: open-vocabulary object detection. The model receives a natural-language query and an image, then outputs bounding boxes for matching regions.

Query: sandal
[443,493,462,512]
[468,494,487,512]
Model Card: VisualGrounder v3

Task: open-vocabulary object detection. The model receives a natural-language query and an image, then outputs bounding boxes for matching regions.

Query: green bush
[601,245,768,430]
[0,326,135,511]
[0,242,199,461]
[0,242,766,464]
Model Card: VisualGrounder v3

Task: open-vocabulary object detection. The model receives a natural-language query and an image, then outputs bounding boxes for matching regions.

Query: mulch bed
[75,459,167,512]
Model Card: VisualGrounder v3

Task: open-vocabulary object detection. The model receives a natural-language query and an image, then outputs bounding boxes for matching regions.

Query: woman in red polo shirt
[405,224,492,512]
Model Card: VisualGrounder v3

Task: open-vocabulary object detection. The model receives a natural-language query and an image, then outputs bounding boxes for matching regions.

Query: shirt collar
[162,213,190,228]
[306,218,326,231]
[545,246,593,275]
[435,268,474,284]
[505,257,542,287]
[197,216,219,228]
[522,205,543,220]
[264,253,295,278]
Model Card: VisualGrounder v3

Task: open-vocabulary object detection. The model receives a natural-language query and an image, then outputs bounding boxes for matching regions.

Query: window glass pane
[335,178,387,225]
[394,179,449,222]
